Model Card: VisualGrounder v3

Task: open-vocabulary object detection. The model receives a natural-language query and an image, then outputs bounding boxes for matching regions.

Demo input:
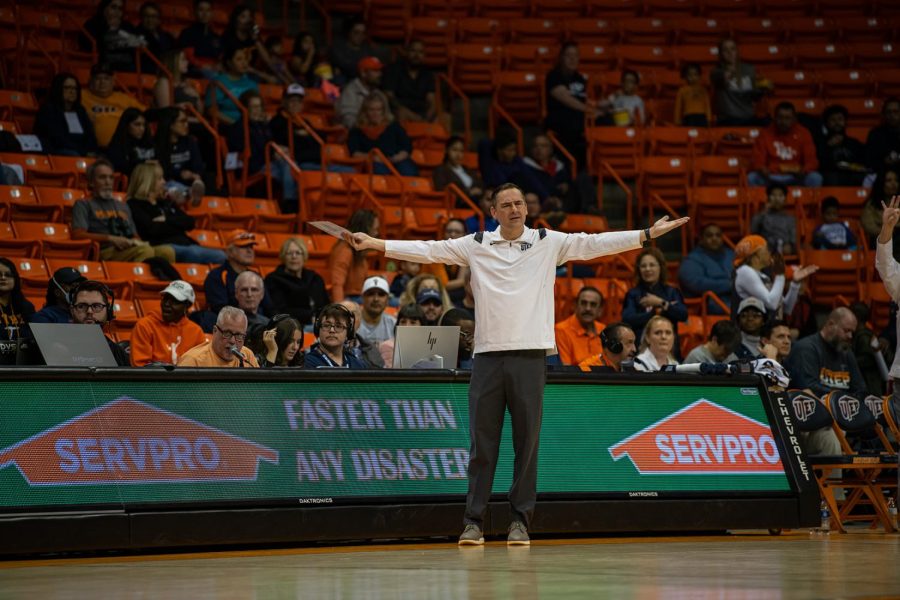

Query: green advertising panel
[0,379,791,510]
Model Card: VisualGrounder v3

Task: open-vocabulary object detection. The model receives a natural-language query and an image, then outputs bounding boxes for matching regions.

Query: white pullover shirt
[875,240,900,378]
[386,226,641,354]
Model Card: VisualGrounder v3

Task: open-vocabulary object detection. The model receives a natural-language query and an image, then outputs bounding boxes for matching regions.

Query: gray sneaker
[507,521,530,546]
[458,524,484,546]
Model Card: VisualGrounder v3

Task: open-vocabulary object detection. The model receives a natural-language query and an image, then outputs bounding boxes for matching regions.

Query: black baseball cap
[52,267,87,286]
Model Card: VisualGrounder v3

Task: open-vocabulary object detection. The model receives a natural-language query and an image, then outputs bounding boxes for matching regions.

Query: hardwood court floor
[1,532,899,599]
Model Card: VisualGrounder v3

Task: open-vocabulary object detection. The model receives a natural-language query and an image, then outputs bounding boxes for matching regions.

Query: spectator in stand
[81,63,146,148]
[106,108,155,175]
[269,84,319,170]
[72,158,175,263]
[347,94,418,176]
[155,107,206,202]
[127,163,225,264]
[34,73,98,157]
[80,0,145,73]
[683,319,740,364]
[177,0,222,74]
[304,303,366,369]
[421,219,469,306]
[357,276,395,345]
[264,237,329,327]
[710,38,768,126]
[220,4,285,85]
[849,302,887,397]
[339,298,384,368]
[545,43,596,171]
[554,286,606,366]
[68,280,129,366]
[337,57,391,129]
[433,136,484,203]
[515,134,594,215]
[734,297,768,360]
[29,267,85,324]
[633,315,678,372]
[440,307,476,369]
[390,260,421,298]
[0,258,35,364]
[134,2,175,67]
[204,229,268,313]
[865,98,900,174]
[478,132,525,189]
[399,273,454,318]
[674,63,711,127]
[875,197,900,409]
[862,168,900,253]
[784,307,868,398]
[621,247,688,345]
[812,196,858,250]
[748,102,822,188]
[227,90,297,208]
[153,49,203,112]
[761,319,792,363]
[379,303,424,367]
[130,280,207,366]
[328,209,379,301]
[750,183,798,255]
[178,305,260,367]
[678,223,734,315]
[816,104,867,187]
[250,314,303,367]
[417,288,445,326]
[234,270,269,339]
[732,234,817,319]
[465,193,499,234]
[289,32,320,88]
[206,46,259,126]
[578,322,637,372]
[383,39,444,128]
[604,70,645,127]
[264,37,292,85]
[329,19,385,84]
[524,193,542,227]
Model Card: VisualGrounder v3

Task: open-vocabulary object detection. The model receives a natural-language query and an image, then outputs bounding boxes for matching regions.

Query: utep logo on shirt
[0,398,279,485]
[820,367,851,390]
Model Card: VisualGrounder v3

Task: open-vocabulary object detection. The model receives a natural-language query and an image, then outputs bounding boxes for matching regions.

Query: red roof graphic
[0,398,279,485]
[608,399,785,474]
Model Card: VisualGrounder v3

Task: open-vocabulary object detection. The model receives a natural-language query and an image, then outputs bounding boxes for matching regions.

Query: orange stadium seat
[46,258,105,282]
[13,221,96,259]
[565,19,619,45]
[492,71,545,130]
[190,229,224,249]
[403,122,450,150]
[827,98,882,128]
[814,187,870,223]
[792,43,850,70]
[587,127,642,179]
[174,263,212,286]
[672,18,728,45]
[692,155,747,187]
[848,42,900,70]
[819,69,875,98]
[639,155,691,218]
[585,0,642,17]
[645,0,697,17]
[647,127,714,158]
[406,17,456,68]
[507,18,562,45]
[801,249,864,307]
[0,120,18,134]
[449,44,501,95]
[0,238,41,258]
[712,127,762,160]
[503,43,555,72]
[788,98,827,118]
[533,0,586,19]
[702,0,754,18]
[839,17,895,43]
[456,18,504,44]
[782,17,840,43]
[33,186,84,223]
[873,69,900,98]
[411,148,444,178]
[672,45,721,71]
[475,0,530,19]
[727,18,782,44]
[689,187,747,241]
[763,70,820,99]
[616,45,676,71]
[366,0,411,41]
[739,44,793,70]
[15,257,50,294]
[618,19,674,46]
[417,0,474,17]
[578,45,617,71]
[756,0,814,18]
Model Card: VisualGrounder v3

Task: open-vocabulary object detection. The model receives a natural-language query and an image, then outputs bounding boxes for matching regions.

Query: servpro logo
[0,398,279,485]
[608,399,784,475]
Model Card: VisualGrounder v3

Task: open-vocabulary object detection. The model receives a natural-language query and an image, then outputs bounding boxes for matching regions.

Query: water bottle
[819,501,831,533]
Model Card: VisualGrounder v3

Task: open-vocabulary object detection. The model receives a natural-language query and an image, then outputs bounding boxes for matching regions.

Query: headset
[600,323,624,355]
[313,303,355,338]
[68,279,116,322]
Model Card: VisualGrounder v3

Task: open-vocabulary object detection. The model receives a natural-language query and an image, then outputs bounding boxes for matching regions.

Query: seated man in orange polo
[130,280,207,366]
[578,322,637,372]
[554,286,606,365]
[177,306,259,368]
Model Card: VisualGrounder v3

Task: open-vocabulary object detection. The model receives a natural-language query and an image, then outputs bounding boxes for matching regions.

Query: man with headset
[349,182,688,546]
[69,280,129,366]
[304,303,367,369]
[577,322,637,372]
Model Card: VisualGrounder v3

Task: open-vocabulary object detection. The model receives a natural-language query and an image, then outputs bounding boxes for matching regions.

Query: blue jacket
[303,342,367,369]
[29,305,71,324]
[621,282,688,343]
[204,262,272,315]
[678,246,735,315]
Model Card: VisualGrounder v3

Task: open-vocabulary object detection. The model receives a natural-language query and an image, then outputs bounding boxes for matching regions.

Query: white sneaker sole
[507,539,530,546]
[458,537,484,546]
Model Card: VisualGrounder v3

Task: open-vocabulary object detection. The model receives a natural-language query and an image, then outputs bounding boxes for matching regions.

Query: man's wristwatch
[642,228,652,248]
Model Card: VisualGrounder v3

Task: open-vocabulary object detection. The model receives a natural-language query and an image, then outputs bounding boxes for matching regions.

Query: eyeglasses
[459,330,472,340]
[284,251,305,258]
[214,325,247,341]
[0,271,14,279]
[73,303,107,313]
[320,321,347,332]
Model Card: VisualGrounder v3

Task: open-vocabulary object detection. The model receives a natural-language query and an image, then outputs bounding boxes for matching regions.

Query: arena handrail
[436,73,470,147]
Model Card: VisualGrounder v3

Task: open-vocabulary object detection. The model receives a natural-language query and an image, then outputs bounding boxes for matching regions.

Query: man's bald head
[821,307,857,351]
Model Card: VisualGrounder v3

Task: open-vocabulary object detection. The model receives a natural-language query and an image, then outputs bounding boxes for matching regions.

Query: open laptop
[29,323,118,367]
[392,326,460,369]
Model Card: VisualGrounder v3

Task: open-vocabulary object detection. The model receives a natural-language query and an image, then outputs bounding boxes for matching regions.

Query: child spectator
[674,63,711,127]
[106,108,155,175]
[812,196,858,250]
[390,261,421,298]
[605,69,645,127]
[155,107,206,202]
[206,46,259,126]
[153,49,203,112]
[221,4,287,85]
[750,183,798,255]
[34,73,98,156]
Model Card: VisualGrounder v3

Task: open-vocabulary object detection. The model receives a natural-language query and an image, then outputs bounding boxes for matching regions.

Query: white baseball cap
[738,296,766,315]
[161,280,196,304]
[362,276,390,295]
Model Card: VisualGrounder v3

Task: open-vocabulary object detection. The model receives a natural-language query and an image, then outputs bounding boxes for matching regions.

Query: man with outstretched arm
[348,183,689,546]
